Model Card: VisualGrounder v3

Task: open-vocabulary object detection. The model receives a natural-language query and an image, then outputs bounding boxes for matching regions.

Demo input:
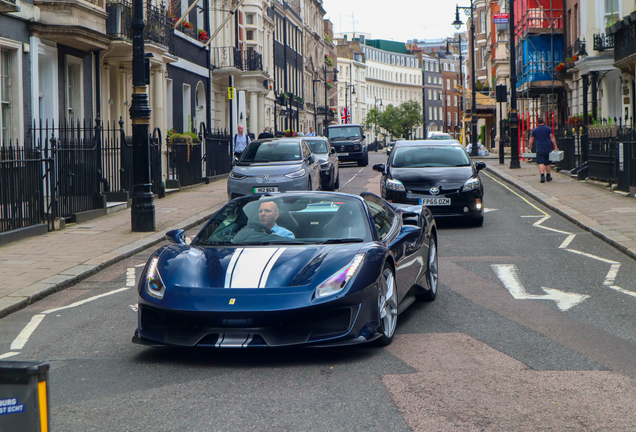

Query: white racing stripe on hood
[259,248,287,288]
[229,247,284,288]
[224,248,244,288]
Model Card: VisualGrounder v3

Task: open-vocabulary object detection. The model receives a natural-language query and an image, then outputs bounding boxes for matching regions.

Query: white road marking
[126,268,136,287]
[342,167,365,188]
[0,352,20,360]
[608,286,636,298]
[565,249,620,265]
[559,234,577,249]
[134,263,146,268]
[484,208,499,213]
[43,287,129,315]
[10,314,45,350]
[604,264,621,286]
[129,304,139,312]
[492,264,589,311]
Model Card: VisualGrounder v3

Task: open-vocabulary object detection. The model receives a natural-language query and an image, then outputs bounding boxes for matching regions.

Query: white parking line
[126,267,136,287]
[0,352,19,360]
[43,287,129,315]
[10,314,45,350]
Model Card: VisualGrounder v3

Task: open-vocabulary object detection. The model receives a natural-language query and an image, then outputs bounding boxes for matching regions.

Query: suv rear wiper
[320,238,364,244]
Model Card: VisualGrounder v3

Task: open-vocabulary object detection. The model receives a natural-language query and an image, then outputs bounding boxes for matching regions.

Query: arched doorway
[195,81,206,131]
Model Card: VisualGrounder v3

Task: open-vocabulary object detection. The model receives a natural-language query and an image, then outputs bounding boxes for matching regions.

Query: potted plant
[324,55,334,67]
[198,29,209,42]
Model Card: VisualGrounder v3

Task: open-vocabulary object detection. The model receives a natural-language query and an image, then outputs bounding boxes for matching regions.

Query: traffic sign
[228,87,235,100]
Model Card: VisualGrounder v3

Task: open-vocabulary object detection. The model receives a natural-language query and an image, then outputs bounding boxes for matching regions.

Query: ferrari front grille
[305,308,352,339]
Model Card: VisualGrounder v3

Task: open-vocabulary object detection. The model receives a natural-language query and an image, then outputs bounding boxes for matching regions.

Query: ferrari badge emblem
[429,187,440,196]
[229,299,236,305]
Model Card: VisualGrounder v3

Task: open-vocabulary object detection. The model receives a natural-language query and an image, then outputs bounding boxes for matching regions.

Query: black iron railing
[211,47,263,71]
[167,142,202,187]
[203,129,232,177]
[31,118,104,221]
[0,143,51,234]
[106,0,174,51]
[567,38,587,58]
[593,33,614,51]
[614,21,636,64]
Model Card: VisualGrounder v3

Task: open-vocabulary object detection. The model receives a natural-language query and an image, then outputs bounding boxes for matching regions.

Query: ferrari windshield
[239,141,301,163]
[392,145,471,168]
[326,127,363,139]
[193,194,373,246]
[305,139,328,153]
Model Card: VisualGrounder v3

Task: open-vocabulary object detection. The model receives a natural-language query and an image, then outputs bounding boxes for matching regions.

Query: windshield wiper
[320,238,364,244]
[345,136,361,140]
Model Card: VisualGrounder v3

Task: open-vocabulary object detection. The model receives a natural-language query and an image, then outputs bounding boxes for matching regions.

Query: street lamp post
[374,97,383,151]
[322,66,338,132]
[453,2,479,157]
[130,0,155,231]
[446,36,464,140]
[313,78,321,134]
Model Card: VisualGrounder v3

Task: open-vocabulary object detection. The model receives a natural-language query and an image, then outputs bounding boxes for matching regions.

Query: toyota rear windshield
[326,126,363,139]
[392,145,471,168]
[239,141,301,163]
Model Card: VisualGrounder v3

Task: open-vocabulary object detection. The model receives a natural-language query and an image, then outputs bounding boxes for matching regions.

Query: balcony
[106,0,174,51]
[567,38,587,58]
[0,0,19,13]
[593,33,614,52]
[211,47,263,73]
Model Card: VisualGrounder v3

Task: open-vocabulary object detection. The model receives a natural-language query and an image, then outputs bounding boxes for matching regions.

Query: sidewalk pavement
[0,179,228,318]
[485,159,636,262]
[1,160,635,319]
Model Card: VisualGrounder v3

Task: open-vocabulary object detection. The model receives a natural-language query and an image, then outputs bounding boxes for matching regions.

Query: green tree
[375,100,423,139]
[363,107,383,135]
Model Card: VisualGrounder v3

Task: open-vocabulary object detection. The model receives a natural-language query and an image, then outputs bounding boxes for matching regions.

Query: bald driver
[258,202,295,239]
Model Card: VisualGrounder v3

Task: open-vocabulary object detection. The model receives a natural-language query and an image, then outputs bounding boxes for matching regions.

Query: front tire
[374,264,398,346]
[420,237,438,301]
[358,150,369,167]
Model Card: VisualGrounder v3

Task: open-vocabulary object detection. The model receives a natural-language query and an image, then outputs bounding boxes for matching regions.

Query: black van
[325,124,368,166]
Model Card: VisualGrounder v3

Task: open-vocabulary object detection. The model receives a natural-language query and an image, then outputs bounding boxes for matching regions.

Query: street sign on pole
[228,87,235,100]
[493,13,509,24]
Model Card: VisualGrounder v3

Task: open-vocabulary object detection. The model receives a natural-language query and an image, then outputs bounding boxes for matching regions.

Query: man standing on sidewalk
[306,127,316,137]
[233,125,250,158]
[528,118,557,183]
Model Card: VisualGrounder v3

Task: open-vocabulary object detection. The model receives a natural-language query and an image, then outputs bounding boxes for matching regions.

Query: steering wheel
[244,221,273,235]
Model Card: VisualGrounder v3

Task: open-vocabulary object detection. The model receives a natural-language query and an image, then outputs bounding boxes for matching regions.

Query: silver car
[227,138,321,201]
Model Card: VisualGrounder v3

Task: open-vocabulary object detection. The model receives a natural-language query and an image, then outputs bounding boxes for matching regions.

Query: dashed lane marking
[342,167,365,188]
[0,352,19,360]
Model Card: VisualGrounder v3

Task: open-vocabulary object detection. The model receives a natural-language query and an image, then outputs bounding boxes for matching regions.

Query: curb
[0,205,224,320]
[484,167,636,264]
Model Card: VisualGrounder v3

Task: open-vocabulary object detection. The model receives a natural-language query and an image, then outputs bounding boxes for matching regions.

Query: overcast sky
[321,0,465,43]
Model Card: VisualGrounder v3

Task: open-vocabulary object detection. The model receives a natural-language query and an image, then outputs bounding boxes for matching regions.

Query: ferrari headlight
[385,178,405,192]
[463,177,481,191]
[315,253,365,299]
[285,168,306,179]
[229,171,246,180]
[146,257,166,299]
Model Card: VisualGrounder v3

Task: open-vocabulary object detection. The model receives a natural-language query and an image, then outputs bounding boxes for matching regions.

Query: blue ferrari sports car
[133,192,438,348]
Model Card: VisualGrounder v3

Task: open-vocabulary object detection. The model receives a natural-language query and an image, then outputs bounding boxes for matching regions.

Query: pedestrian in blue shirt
[233,125,250,158]
[528,118,557,183]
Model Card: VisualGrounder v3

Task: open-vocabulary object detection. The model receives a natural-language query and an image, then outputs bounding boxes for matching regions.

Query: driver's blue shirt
[271,224,295,239]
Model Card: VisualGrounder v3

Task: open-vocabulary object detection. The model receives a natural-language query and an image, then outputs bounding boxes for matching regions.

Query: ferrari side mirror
[166,229,186,245]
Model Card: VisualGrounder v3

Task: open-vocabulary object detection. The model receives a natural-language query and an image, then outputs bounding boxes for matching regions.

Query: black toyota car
[373,141,485,226]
